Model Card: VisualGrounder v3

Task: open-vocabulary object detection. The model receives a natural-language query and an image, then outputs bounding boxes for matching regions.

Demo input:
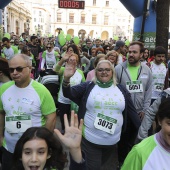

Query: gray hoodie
[115,61,152,113]
[138,88,170,140]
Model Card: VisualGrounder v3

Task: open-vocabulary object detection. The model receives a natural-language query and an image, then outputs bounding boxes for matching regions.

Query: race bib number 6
[94,113,117,134]
[126,80,143,93]
[5,115,32,133]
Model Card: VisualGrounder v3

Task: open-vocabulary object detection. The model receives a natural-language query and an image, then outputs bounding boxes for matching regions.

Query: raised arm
[54,111,83,163]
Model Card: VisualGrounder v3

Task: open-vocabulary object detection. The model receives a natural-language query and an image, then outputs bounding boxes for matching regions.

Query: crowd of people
[0,31,170,170]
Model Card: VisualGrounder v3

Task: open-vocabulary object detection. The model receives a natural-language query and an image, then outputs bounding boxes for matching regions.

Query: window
[57,13,61,22]
[106,1,109,7]
[93,0,96,6]
[81,14,85,24]
[39,11,42,17]
[92,15,96,24]
[118,19,121,22]
[69,13,74,23]
[41,25,43,29]
[123,19,125,22]
[34,18,36,22]
[104,15,108,25]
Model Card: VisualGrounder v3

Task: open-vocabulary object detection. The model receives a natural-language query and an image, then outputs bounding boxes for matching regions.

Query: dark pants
[81,137,118,170]
[58,102,71,130]
[118,119,137,165]
[148,99,156,136]
[0,147,13,170]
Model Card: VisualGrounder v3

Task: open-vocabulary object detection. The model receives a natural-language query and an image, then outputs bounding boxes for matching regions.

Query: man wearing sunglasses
[0,54,56,170]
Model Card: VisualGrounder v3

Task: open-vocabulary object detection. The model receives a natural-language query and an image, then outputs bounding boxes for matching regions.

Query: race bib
[126,80,143,93]
[154,83,164,92]
[5,115,32,133]
[46,61,55,69]
[94,113,117,134]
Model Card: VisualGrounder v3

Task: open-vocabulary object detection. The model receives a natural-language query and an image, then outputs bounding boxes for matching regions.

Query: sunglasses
[46,47,51,49]
[9,66,29,73]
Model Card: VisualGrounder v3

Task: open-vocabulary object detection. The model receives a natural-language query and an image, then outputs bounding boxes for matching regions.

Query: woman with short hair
[62,59,140,169]
[106,50,119,67]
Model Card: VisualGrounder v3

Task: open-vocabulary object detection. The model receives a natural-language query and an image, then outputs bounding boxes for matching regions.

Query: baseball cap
[113,40,125,51]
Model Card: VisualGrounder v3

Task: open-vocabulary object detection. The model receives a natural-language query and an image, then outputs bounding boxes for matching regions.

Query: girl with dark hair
[122,98,170,170]
[12,111,85,170]
[141,48,149,64]
[0,57,11,86]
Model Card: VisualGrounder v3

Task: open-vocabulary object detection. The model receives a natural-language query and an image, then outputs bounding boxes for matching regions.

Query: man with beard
[115,41,152,168]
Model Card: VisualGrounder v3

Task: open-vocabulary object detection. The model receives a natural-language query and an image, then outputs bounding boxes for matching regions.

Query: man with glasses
[0,54,56,170]
[2,37,18,60]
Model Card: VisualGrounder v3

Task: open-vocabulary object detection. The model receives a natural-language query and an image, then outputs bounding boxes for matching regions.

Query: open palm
[54,111,83,149]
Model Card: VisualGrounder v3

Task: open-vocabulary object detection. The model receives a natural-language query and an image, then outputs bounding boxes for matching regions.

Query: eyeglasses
[109,55,116,57]
[9,66,29,73]
[97,51,102,54]
[46,47,51,49]
[68,59,77,62]
[97,68,112,73]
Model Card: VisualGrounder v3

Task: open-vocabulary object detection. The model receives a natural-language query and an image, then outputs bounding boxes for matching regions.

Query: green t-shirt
[121,135,170,170]
[127,63,140,81]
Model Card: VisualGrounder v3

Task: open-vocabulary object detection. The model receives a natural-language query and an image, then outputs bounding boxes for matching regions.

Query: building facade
[4,0,134,40]
[3,0,31,35]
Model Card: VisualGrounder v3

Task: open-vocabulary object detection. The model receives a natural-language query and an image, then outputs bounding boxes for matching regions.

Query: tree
[156,0,169,54]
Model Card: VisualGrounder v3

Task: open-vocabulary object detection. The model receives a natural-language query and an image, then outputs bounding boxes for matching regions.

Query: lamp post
[26,19,30,35]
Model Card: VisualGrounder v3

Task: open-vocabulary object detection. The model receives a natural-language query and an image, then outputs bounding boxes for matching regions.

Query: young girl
[12,111,85,170]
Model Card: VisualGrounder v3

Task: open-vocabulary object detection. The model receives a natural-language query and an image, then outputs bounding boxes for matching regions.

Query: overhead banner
[0,0,12,9]
[119,0,145,18]
[120,0,156,49]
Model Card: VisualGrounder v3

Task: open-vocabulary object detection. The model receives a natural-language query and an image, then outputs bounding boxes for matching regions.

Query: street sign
[58,0,85,9]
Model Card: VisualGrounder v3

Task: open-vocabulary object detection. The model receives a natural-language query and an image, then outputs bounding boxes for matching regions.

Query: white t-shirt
[122,135,170,170]
[151,62,167,99]
[3,47,14,60]
[83,85,125,145]
[58,69,85,104]
[0,80,56,153]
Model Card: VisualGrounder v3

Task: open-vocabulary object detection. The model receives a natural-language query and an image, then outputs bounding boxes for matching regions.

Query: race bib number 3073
[5,115,32,133]
[94,113,117,134]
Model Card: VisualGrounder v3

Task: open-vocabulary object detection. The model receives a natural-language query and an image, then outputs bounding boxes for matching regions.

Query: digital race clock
[58,0,85,9]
